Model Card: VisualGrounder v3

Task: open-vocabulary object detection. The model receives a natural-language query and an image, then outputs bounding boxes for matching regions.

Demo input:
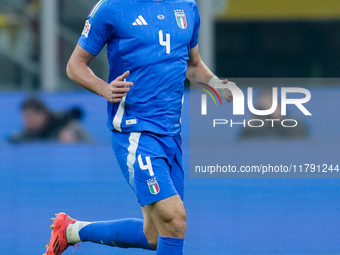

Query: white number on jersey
[138,154,155,176]
[159,30,171,54]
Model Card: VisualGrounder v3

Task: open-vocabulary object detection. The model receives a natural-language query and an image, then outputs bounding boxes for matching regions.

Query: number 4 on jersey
[159,30,171,54]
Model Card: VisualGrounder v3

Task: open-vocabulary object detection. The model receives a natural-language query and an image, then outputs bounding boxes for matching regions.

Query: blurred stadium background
[1,0,340,255]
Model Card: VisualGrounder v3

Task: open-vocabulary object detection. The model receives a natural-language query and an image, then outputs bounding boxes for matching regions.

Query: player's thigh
[111,131,179,206]
[170,134,184,200]
[134,142,178,206]
[111,130,137,188]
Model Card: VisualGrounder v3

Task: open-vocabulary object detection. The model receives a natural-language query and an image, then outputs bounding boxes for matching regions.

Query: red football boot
[43,212,77,255]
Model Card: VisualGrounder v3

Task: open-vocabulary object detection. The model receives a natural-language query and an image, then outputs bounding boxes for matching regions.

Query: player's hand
[221,79,234,103]
[102,71,134,103]
[213,79,234,103]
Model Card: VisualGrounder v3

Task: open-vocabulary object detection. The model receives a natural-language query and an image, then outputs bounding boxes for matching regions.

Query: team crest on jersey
[174,10,187,29]
[147,178,160,195]
[82,20,91,38]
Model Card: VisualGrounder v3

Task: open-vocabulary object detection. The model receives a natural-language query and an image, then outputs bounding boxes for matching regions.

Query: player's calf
[142,207,159,248]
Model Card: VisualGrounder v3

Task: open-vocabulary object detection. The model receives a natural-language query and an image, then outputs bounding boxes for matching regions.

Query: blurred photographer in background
[9,98,91,143]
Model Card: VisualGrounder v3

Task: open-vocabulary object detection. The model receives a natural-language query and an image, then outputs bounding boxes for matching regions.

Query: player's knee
[170,215,187,237]
[162,210,187,238]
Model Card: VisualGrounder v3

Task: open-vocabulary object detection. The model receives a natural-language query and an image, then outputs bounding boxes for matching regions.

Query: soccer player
[44,0,234,254]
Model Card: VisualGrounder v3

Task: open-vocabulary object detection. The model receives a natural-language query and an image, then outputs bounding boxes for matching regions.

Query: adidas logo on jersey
[132,15,148,26]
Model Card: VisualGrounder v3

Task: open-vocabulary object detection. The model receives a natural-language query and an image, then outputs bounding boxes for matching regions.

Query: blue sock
[157,235,184,255]
[79,218,154,250]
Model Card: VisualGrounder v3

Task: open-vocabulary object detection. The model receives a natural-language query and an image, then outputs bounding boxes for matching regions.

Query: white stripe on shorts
[126,132,141,188]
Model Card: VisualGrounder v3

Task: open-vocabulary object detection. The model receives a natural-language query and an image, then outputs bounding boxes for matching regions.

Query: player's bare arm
[187,45,234,103]
[187,45,215,81]
[66,44,133,103]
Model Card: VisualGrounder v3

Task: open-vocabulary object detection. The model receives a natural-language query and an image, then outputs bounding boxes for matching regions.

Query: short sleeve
[78,0,114,56]
[190,2,201,49]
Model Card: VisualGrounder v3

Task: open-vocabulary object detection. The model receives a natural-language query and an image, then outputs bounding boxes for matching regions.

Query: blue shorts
[111,131,184,206]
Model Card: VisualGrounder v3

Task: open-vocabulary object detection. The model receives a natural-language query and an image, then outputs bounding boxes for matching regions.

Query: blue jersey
[78,0,200,135]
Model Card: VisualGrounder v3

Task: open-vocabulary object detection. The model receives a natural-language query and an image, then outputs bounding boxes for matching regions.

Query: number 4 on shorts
[138,154,155,177]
